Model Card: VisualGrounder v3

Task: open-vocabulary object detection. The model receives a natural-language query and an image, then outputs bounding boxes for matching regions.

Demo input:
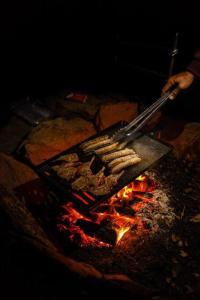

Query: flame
[115,226,130,244]
[136,174,146,181]
[57,173,157,247]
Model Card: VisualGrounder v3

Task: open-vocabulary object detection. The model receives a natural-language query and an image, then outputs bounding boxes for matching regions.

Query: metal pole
[168,32,179,77]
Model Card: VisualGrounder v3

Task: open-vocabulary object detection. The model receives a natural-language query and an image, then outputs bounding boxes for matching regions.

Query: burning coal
[57,174,159,247]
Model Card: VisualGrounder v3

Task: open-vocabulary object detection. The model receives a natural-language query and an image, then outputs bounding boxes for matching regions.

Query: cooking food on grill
[82,138,113,152]
[52,165,77,181]
[88,185,111,196]
[52,156,95,182]
[110,157,142,174]
[88,172,123,196]
[108,154,140,169]
[69,156,123,195]
[117,141,128,150]
[54,153,79,163]
[71,167,105,192]
[80,135,109,149]
[101,148,135,162]
[104,171,124,187]
[76,156,95,176]
[71,176,91,191]
[62,161,80,168]
[95,142,119,155]
[89,167,106,187]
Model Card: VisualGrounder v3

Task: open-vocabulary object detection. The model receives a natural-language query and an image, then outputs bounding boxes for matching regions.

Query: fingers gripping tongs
[112,86,177,143]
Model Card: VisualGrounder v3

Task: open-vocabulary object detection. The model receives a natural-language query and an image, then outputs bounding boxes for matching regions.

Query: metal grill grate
[36,122,172,215]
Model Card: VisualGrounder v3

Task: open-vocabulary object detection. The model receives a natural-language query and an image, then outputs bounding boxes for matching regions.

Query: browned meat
[88,185,111,196]
[108,154,139,168]
[52,157,80,181]
[89,167,105,187]
[71,176,91,191]
[111,157,142,174]
[80,135,109,149]
[53,166,77,181]
[88,172,123,196]
[55,153,79,163]
[71,167,105,192]
[76,162,92,176]
[104,171,124,187]
[95,142,119,155]
[82,138,113,152]
[101,148,135,162]
[71,164,123,195]
[117,141,128,150]
[76,156,95,176]
[62,161,80,168]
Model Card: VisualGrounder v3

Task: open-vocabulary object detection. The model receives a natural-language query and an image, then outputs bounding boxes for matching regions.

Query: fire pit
[1,94,200,299]
[21,120,177,295]
[2,151,200,298]
[32,121,172,250]
[56,172,173,248]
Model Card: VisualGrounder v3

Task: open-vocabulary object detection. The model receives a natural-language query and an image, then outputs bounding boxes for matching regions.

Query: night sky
[1,1,199,101]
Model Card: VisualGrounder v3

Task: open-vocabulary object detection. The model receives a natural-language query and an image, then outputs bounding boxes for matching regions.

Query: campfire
[0,95,200,299]
[57,173,159,247]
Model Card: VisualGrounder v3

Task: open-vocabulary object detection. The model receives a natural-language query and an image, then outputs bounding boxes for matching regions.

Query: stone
[23,117,96,165]
[185,136,200,161]
[0,153,48,206]
[56,94,103,119]
[96,101,138,130]
[167,123,200,160]
[0,116,31,154]
[0,153,38,190]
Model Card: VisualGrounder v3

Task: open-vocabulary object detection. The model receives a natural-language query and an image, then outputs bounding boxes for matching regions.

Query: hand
[162,71,195,100]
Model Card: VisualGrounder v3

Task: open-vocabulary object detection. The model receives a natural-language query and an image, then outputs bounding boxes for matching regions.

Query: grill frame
[36,121,172,215]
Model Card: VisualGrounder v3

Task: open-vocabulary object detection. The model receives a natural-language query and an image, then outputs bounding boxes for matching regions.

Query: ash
[70,154,200,297]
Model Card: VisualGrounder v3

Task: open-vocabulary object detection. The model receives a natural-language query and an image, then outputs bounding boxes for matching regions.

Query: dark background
[1,0,200,115]
[0,2,200,299]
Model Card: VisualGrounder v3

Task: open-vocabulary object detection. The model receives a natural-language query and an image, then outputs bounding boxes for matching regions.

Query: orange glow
[136,174,146,181]
[115,226,130,244]
[57,174,156,247]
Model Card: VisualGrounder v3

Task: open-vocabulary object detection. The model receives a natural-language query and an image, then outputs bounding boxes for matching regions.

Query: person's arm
[162,50,200,100]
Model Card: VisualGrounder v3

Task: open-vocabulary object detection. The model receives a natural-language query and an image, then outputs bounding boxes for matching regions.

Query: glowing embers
[57,174,158,247]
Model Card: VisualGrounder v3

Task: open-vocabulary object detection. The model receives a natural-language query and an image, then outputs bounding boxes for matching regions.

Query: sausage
[95,142,119,155]
[83,138,112,152]
[108,154,139,168]
[117,141,128,150]
[80,135,109,149]
[101,148,135,162]
[111,157,142,174]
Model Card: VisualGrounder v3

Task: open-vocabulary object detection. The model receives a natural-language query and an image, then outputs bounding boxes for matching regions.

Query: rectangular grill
[36,122,171,215]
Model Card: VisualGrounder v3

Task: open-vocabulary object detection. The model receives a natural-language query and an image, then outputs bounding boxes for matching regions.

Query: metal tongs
[112,85,177,143]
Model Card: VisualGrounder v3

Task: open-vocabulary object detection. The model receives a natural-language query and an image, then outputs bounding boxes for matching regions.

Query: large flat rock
[168,122,200,160]
[0,153,38,190]
[96,101,138,130]
[23,117,96,165]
